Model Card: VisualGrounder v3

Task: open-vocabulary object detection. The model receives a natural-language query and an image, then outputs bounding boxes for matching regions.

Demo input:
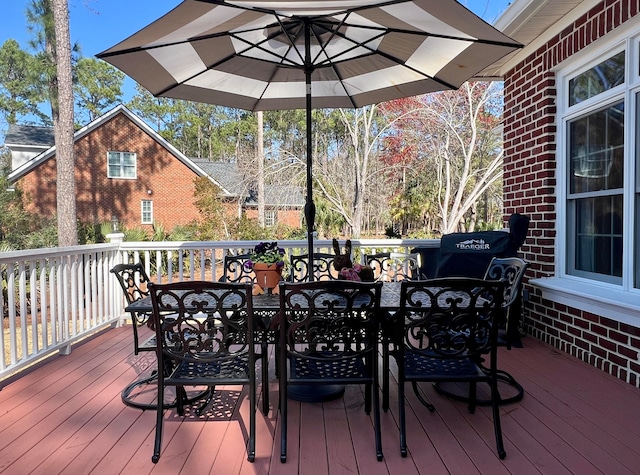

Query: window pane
[569,102,624,193]
[107,152,121,178]
[573,195,623,277]
[569,51,625,106]
[122,153,135,165]
[122,165,136,178]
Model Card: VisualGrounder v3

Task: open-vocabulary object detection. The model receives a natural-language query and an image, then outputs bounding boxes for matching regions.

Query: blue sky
[1,0,513,118]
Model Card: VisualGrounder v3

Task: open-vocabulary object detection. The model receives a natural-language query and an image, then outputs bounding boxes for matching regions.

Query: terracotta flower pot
[252,262,283,293]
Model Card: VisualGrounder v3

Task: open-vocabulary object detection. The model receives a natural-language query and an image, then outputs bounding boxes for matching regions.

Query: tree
[381,82,505,235]
[50,0,77,246]
[0,39,47,126]
[192,176,227,240]
[74,57,124,123]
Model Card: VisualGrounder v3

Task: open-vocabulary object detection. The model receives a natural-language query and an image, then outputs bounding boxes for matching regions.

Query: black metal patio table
[122,282,404,406]
[123,282,523,407]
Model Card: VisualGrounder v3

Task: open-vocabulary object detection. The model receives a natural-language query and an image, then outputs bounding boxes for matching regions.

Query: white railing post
[107,232,126,328]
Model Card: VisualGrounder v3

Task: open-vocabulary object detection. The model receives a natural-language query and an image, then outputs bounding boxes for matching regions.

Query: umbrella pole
[303,21,315,281]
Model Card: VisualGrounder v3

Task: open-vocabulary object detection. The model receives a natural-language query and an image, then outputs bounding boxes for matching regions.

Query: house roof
[476,0,597,79]
[4,124,54,148]
[247,184,305,208]
[192,159,304,207]
[191,160,247,198]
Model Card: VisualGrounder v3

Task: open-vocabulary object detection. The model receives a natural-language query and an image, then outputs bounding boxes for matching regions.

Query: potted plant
[244,242,286,292]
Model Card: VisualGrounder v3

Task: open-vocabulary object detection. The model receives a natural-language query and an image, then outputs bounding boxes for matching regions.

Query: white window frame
[107,151,137,179]
[539,19,640,324]
[265,210,277,227]
[141,200,153,225]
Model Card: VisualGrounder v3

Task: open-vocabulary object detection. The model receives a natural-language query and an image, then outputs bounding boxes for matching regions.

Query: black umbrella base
[288,384,345,402]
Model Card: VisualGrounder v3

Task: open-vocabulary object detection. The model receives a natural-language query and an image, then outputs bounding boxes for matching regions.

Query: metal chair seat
[167,356,251,384]
[403,352,486,380]
[289,352,369,381]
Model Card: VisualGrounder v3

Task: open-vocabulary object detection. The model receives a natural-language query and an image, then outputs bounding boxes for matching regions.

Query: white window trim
[107,151,137,179]
[265,209,277,227]
[141,200,153,225]
[547,17,640,321]
[531,276,640,326]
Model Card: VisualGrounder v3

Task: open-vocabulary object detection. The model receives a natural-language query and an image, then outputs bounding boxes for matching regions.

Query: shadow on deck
[0,325,639,474]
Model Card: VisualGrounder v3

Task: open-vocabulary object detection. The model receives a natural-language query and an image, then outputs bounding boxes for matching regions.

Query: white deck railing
[0,238,438,386]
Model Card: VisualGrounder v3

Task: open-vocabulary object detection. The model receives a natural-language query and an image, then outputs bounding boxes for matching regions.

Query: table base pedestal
[287,384,345,402]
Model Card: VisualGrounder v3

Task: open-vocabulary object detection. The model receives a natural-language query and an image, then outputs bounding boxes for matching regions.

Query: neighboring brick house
[192,160,304,228]
[479,0,640,386]
[5,105,303,232]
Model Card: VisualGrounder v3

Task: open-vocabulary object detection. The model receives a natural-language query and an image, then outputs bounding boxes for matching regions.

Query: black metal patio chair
[111,263,155,355]
[287,252,339,282]
[219,252,255,284]
[277,280,384,462]
[483,256,530,347]
[149,281,259,464]
[365,251,424,281]
[387,278,507,459]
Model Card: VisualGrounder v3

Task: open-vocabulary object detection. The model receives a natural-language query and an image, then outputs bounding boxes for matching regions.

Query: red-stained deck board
[0,326,639,474]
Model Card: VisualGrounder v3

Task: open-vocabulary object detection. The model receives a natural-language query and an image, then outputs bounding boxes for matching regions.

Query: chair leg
[279,373,287,463]
[382,338,390,411]
[152,379,164,463]
[372,380,383,461]
[490,376,506,459]
[261,342,270,415]
[247,379,256,462]
[195,386,216,416]
[176,385,186,416]
[468,382,477,414]
[365,381,372,414]
[411,382,435,412]
[398,381,408,457]
[132,323,140,355]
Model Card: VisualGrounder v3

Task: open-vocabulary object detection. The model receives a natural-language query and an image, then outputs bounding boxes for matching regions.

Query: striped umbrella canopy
[98,0,521,271]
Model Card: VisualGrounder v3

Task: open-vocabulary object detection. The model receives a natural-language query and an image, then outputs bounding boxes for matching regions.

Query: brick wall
[243,208,302,228]
[19,112,204,231]
[503,0,640,385]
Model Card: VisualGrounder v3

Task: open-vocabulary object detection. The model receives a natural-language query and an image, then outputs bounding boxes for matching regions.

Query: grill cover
[436,231,516,278]
[435,213,530,279]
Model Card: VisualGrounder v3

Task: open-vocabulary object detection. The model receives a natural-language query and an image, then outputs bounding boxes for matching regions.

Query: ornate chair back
[288,252,339,282]
[365,252,423,281]
[111,263,154,354]
[220,253,256,284]
[483,256,529,345]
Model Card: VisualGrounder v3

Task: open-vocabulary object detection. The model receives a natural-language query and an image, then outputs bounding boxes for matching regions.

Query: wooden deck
[0,324,639,475]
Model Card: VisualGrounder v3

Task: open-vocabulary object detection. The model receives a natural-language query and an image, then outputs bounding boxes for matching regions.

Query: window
[563,50,626,285]
[141,200,153,224]
[108,151,136,178]
[568,51,625,106]
[566,102,624,281]
[265,210,277,227]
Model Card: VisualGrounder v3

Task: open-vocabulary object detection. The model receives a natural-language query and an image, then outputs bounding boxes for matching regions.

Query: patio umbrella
[98,0,521,271]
